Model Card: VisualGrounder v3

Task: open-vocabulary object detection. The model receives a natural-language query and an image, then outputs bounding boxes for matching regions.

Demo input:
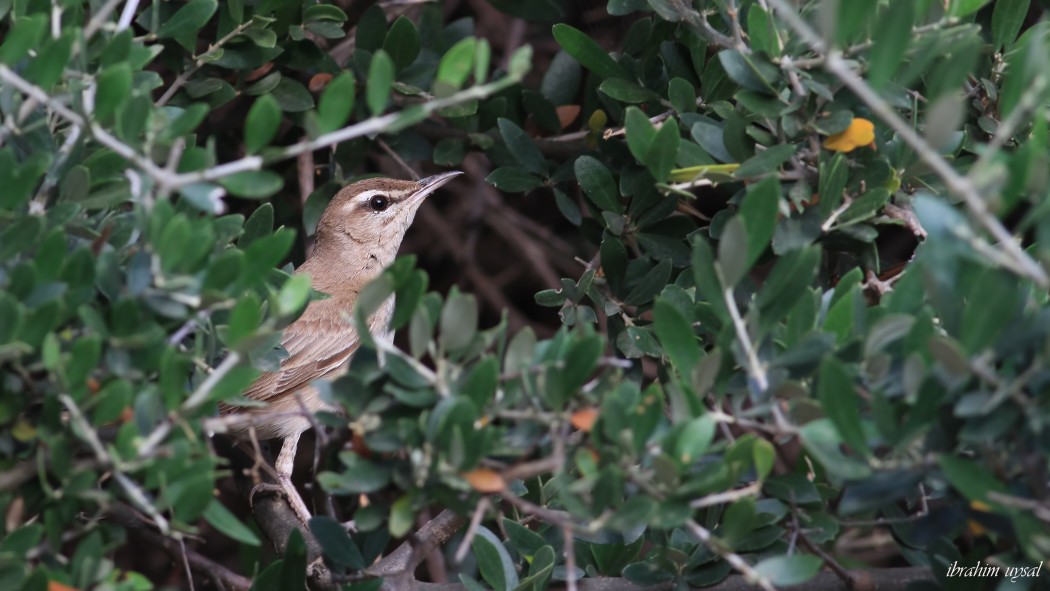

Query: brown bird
[221,171,461,522]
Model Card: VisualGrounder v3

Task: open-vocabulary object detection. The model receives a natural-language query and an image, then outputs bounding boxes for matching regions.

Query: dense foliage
[1,0,1049,590]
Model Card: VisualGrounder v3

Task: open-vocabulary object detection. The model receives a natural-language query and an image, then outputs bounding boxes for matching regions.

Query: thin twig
[724,0,748,52]
[0,65,173,184]
[156,19,257,106]
[689,482,762,509]
[138,352,243,458]
[684,519,776,591]
[83,0,126,40]
[453,497,490,563]
[721,283,768,393]
[172,74,527,187]
[117,0,142,32]
[564,524,578,591]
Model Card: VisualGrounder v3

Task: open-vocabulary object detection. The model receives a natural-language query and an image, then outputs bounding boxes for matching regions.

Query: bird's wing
[242,304,365,403]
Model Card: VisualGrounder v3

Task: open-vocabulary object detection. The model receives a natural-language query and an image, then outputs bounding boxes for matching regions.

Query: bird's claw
[250,476,313,524]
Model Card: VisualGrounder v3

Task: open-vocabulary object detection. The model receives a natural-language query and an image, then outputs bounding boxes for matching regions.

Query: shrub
[1,1,1048,590]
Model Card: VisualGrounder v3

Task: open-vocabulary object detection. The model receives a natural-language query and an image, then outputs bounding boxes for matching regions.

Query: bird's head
[314,171,461,257]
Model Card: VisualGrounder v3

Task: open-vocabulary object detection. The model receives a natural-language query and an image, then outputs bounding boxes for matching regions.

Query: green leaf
[960,269,1017,353]
[504,519,546,560]
[0,14,46,65]
[221,170,284,199]
[692,236,726,317]
[498,118,547,176]
[835,0,877,46]
[304,4,348,22]
[992,0,1030,51]
[241,203,274,247]
[95,64,132,122]
[755,246,820,329]
[753,555,823,586]
[739,176,779,268]
[158,0,218,39]
[799,419,871,480]
[392,270,428,330]
[624,259,671,306]
[271,78,314,112]
[574,156,622,213]
[486,167,543,193]
[436,37,476,91]
[321,453,391,496]
[552,24,624,79]
[747,5,780,56]
[717,50,777,94]
[717,216,749,288]
[389,494,414,537]
[28,35,72,90]
[309,516,365,570]
[541,50,583,105]
[866,2,914,89]
[461,356,498,409]
[355,5,387,52]
[508,44,533,80]
[277,273,312,316]
[817,357,869,456]
[245,95,281,153]
[317,71,355,134]
[473,526,519,591]
[948,0,991,17]
[382,16,421,70]
[624,107,656,164]
[938,455,1008,504]
[367,50,395,117]
[203,500,261,546]
[645,117,679,182]
[280,530,308,591]
[653,297,699,372]
[599,77,658,103]
[818,153,848,218]
[733,144,795,178]
[227,294,261,346]
[440,291,478,351]
[676,414,715,463]
[245,72,281,96]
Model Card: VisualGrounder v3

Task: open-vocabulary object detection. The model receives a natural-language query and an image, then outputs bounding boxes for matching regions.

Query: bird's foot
[250,476,313,524]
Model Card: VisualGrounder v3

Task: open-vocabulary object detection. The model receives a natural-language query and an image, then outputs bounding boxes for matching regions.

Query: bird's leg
[250,433,313,524]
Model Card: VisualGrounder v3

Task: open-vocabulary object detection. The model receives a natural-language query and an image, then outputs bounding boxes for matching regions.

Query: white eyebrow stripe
[341,189,388,215]
[355,189,385,203]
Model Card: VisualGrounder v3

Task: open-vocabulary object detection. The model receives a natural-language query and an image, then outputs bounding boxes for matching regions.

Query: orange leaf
[556,105,581,129]
[49,581,80,591]
[351,432,372,458]
[570,407,599,432]
[309,73,333,93]
[245,62,274,82]
[462,468,506,493]
[822,117,875,153]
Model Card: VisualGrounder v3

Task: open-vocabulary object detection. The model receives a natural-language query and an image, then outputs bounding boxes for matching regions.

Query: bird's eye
[368,194,389,212]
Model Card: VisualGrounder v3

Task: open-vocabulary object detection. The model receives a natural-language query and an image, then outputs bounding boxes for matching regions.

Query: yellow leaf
[667,163,741,183]
[823,117,875,153]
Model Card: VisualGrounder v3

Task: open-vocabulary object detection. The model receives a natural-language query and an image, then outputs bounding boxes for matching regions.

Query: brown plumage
[221,171,461,522]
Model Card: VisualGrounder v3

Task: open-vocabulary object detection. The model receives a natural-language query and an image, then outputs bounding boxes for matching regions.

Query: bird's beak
[412,171,462,201]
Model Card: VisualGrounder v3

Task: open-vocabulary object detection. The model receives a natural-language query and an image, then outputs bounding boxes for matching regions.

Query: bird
[219,171,462,523]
